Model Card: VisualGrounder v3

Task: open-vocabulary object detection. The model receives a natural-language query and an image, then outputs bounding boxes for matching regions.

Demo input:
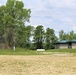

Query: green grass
[0,48,76,55]
[47,49,76,53]
[0,48,44,55]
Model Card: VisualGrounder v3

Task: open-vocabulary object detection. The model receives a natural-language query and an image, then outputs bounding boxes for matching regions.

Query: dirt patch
[0,54,76,75]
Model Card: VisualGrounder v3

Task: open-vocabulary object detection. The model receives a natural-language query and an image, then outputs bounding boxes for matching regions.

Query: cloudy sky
[0,0,76,35]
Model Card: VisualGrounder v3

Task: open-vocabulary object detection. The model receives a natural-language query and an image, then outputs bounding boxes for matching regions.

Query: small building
[54,40,76,49]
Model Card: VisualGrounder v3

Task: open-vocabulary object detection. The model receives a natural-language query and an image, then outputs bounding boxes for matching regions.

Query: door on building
[68,42,72,48]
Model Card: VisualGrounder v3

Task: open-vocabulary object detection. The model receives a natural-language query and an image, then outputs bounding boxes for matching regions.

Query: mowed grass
[0,48,76,55]
[47,49,76,53]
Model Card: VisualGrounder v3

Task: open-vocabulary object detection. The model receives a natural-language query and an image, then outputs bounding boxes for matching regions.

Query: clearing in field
[0,54,76,75]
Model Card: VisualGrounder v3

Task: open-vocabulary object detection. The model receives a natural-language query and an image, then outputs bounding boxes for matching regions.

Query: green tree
[59,30,66,40]
[59,30,76,40]
[16,25,34,48]
[16,25,26,48]
[0,0,31,49]
[25,26,34,46]
[0,5,7,48]
[33,25,44,49]
[45,28,58,49]
[69,31,74,40]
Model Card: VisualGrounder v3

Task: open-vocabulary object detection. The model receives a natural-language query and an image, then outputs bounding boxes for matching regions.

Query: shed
[54,40,76,49]
[54,40,69,49]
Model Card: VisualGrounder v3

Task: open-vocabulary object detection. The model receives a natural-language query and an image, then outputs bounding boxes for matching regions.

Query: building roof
[55,40,76,44]
[70,40,76,43]
[55,40,69,44]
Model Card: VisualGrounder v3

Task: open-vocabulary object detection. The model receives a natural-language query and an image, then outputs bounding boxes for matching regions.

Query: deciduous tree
[33,25,44,49]
[0,0,31,49]
[45,28,58,49]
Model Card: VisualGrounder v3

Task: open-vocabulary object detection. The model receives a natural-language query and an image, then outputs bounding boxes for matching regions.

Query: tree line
[59,30,76,40]
[0,0,76,50]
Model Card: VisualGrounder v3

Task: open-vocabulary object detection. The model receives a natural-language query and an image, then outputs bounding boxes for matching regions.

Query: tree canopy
[45,28,58,49]
[59,30,76,40]
[0,0,31,49]
[33,25,44,49]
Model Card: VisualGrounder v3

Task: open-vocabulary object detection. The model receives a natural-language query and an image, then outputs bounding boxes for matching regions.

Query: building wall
[55,44,59,49]
[72,43,76,49]
[55,44,68,49]
[59,44,68,49]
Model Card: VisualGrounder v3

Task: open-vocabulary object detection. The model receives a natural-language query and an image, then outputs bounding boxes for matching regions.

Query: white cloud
[67,19,76,31]
[48,0,76,9]
[1,0,76,34]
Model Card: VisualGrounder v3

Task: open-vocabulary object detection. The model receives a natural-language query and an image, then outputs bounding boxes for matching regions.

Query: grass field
[0,48,76,55]
[0,49,76,75]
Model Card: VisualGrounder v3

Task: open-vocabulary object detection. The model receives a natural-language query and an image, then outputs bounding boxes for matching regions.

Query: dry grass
[0,54,76,75]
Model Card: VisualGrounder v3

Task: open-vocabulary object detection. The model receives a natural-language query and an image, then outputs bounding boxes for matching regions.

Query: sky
[0,0,76,36]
